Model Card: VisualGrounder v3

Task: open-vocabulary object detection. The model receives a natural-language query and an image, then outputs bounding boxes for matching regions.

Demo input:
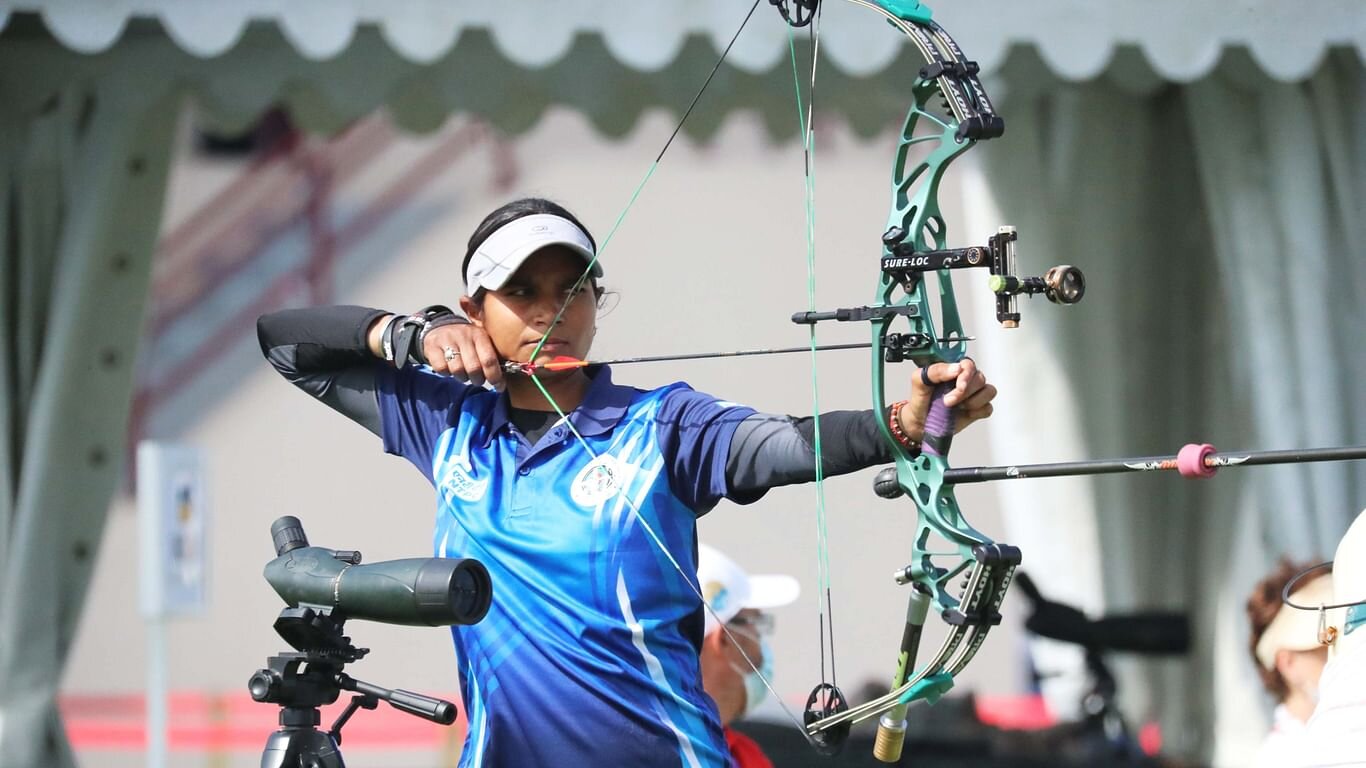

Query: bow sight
[880,225,1085,327]
[795,226,1087,343]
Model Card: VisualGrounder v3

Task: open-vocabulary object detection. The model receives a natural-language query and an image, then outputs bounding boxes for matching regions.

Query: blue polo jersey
[374,365,756,768]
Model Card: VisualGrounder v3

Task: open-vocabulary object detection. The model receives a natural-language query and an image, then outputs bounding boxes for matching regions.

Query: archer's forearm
[726,410,893,494]
[256,305,390,435]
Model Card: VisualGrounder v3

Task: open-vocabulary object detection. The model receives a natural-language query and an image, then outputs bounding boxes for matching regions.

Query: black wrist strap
[384,305,468,368]
[421,313,468,344]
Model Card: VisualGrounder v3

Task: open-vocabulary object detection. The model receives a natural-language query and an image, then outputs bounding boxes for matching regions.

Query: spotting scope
[251,517,491,767]
[264,515,491,626]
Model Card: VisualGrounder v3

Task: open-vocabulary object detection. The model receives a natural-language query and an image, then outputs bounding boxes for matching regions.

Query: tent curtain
[0,11,1361,764]
[1184,50,1366,764]
[963,47,1365,762]
[0,70,177,768]
[5,0,1362,81]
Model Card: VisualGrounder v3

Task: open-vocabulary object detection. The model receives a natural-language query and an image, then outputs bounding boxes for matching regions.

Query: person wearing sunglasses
[1245,559,1333,767]
[1300,508,1366,767]
[697,544,799,768]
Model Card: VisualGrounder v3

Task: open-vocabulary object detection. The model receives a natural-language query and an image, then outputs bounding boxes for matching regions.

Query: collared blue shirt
[375,365,755,768]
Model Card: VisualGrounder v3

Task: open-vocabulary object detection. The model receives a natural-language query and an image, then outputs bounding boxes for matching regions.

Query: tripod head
[248,607,368,714]
[249,517,490,767]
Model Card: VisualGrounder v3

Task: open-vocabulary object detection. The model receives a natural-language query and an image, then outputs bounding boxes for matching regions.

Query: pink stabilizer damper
[1176,443,1217,478]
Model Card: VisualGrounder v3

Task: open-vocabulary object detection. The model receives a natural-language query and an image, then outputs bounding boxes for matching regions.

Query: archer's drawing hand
[424,323,505,391]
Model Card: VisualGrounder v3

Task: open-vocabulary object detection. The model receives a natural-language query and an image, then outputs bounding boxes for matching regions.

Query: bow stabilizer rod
[937,443,1366,485]
[868,444,1366,497]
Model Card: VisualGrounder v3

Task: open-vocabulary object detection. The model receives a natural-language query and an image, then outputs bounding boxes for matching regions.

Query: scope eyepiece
[271,516,310,556]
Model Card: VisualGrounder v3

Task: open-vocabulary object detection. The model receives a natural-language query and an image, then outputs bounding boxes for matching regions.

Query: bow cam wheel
[804,683,850,756]
[770,0,820,27]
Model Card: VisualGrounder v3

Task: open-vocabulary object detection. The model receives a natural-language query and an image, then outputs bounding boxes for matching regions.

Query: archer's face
[468,246,597,370]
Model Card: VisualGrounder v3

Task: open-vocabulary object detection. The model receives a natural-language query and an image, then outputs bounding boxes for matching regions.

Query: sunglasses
[726,613,776,636]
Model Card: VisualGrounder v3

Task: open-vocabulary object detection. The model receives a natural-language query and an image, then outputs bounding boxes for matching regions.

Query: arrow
[508,341,868,374]
[503,337,978,375]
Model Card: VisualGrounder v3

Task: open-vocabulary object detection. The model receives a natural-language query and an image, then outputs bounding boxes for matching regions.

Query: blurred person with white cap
[1245,559,1335,767]
[696,544,800,768]
[1299,508,1366,767]
[257,197,998,767]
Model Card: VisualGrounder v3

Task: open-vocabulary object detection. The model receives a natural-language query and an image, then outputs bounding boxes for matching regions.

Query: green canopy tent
[1,2,1362,765]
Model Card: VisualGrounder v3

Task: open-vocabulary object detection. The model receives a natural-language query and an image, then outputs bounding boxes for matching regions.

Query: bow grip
[920,381,957,457]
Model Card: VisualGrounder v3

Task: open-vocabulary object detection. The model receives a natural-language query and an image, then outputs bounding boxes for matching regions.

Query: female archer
[256,196,997,767]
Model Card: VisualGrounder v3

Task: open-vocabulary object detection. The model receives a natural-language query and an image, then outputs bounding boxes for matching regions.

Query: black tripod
[249,606,458,768]
[1014,572,1190,765]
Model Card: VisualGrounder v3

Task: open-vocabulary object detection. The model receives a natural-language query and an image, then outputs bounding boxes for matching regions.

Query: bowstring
[787,1,839,708]
[519,0,818,743]
[528,0,764,363]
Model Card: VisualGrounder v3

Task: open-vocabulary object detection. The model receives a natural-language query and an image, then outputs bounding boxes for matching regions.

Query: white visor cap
[465,213,601,294]
[1255,572,1337,669]
[1331,508,1366,651]
[697,544,800,637]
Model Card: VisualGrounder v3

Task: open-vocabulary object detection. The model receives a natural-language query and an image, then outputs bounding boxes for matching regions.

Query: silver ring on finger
[443,347,459,363]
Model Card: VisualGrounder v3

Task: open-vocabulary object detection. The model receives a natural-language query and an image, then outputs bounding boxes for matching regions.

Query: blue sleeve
[656,387,757,513]
[374,366,472,481]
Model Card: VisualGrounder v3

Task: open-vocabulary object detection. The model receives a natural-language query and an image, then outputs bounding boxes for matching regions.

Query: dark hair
[1246,557,1324,700]
[462,197,599,297]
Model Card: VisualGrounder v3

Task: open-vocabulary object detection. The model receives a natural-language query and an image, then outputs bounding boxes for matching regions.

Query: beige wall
[65,107,1024,764]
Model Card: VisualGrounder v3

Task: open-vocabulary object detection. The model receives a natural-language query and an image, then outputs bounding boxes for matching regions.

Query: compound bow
[775,0,1084,759]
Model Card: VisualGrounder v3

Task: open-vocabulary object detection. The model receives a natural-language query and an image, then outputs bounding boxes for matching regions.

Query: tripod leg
[261,725,346,768]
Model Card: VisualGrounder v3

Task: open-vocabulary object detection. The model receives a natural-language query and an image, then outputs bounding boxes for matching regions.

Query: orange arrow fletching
[540,356,590,372]
[509,356,591,374]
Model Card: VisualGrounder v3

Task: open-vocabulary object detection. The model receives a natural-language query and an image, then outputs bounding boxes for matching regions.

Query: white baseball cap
[464,213,601,294]
[1256,572,1336,669]
[698,544,800,637]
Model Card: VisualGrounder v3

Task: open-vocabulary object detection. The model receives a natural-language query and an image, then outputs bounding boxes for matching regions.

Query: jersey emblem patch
[572,455,621,507]
[441,453,488,503]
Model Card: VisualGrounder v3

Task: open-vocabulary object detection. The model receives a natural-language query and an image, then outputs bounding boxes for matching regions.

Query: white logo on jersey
[572,455,621,507]
[441,452,488,503]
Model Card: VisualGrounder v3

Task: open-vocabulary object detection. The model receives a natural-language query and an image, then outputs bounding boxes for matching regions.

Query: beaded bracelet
[888,400,922,455]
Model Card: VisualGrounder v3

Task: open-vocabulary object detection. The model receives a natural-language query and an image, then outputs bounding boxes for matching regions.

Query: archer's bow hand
[900,359,997,442]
